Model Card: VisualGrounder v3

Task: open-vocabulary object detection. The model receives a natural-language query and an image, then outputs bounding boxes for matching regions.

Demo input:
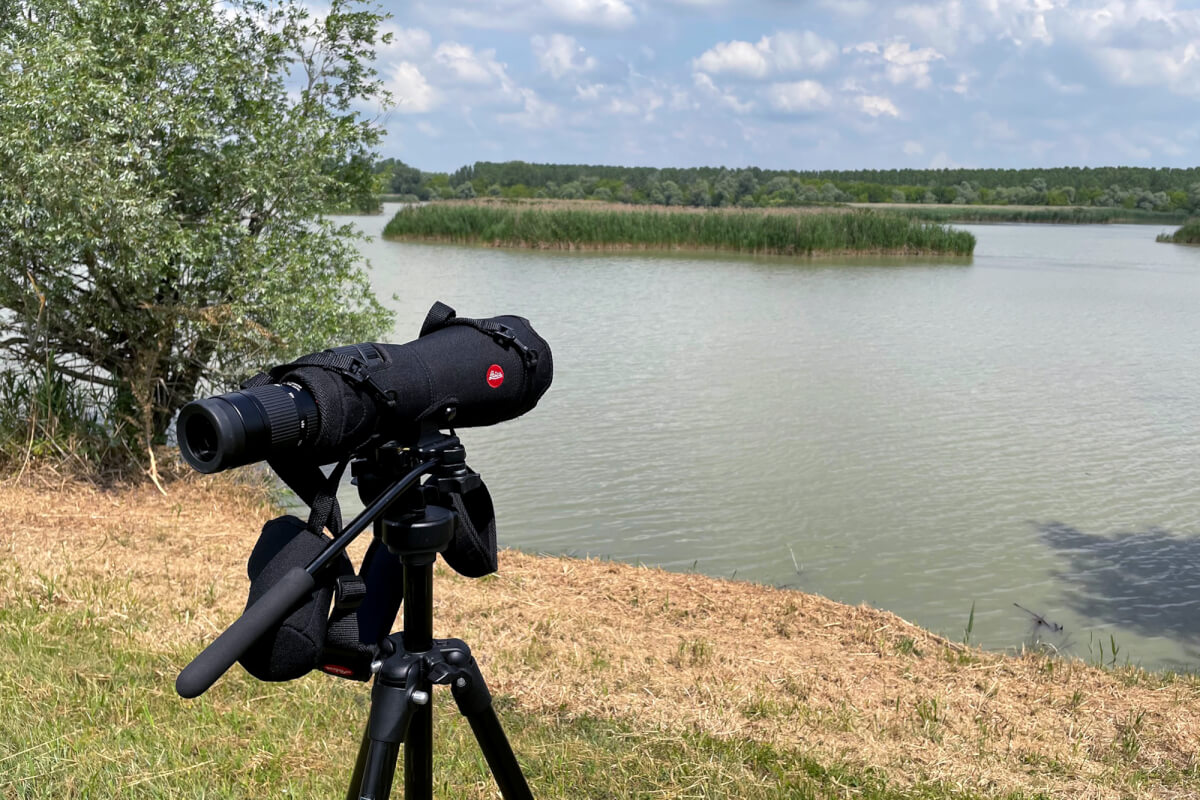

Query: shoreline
[4,476,1199,797]
[379,232,973,258]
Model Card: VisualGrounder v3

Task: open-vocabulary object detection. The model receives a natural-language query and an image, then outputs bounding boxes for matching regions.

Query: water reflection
[1036,521,1200,645]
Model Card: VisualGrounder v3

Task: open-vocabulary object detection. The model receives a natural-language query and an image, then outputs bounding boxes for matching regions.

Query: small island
[382,200,977,257]
[1157,219,1200,244]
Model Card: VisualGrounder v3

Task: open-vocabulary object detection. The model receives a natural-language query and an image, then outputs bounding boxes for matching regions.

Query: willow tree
[0,0,395,471]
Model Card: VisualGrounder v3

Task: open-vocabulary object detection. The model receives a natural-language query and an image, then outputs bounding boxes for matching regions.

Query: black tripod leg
[346,658,422,800]
[405,699,433,799]
[345,728,370,800]
[354,739,400,800]
[447,650,533,800]
[464,706,532,799]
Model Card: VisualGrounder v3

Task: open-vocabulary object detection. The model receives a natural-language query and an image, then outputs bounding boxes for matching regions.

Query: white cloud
[766,31,840,72]
[575,82,606,100]
[818,0,872,17]
[497,88,561,128]
[972,111,1018,140]
[694,39,770,78]
[1105,129,1152,161]
[388,62,438,112]
[903,140,924,155]
[382,26,434,59]
[543,0,635,29]
[881,41,944,88]
[432,1,537,31]
[893,1,973,52]
[980,0,1058,45]
[533,33,597,78]
[765,80,833,112]
[1092,42,1200,97]
[693,31,838,79]
[599,88,664,120]
[693,72,754,113]
[895,2,954,35]
[1043,70,1085,94]
[669,89,697,110]
[607,97,640,114]
[434,42,507,85]
[857,94,900,117]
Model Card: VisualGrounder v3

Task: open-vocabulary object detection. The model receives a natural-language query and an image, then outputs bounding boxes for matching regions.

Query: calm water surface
[317,207,1200,670]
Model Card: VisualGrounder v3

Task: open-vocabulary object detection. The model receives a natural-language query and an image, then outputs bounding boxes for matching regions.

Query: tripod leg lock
[425,638,494,716]
[368,656,425,744]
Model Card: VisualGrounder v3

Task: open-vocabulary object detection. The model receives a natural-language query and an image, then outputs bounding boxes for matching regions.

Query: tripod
[344,442,533,800]
[176,434,533,800]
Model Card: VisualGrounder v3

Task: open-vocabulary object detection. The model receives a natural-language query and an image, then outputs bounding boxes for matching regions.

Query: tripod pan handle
[176,566,317,698]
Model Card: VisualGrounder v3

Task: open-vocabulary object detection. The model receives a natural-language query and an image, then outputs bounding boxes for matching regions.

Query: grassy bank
[1156,219,1200,244]
[3,477,1199,798]
[383,201,977,256]
[868,204,1191,225]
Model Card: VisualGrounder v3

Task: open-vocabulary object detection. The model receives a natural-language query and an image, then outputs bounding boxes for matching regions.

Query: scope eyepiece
[177,383,318,473]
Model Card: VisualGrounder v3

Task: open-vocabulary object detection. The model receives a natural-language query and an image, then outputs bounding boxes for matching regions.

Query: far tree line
[373,160,1200,214]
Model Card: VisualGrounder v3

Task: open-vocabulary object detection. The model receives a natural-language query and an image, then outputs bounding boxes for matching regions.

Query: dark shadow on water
[1036,521,1200,646]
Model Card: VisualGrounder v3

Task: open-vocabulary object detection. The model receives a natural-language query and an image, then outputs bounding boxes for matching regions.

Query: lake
[317,206,1200,671]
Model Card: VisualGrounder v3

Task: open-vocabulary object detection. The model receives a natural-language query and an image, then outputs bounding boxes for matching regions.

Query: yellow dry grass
[3,478,1198,798]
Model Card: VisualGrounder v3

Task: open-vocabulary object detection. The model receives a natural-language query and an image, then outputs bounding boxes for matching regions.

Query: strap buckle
[491,324,539,369]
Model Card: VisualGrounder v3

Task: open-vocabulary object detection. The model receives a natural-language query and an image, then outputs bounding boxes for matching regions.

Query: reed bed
[383,204,976,256]
[883,205,1188,225]
[1156,219,1200,244]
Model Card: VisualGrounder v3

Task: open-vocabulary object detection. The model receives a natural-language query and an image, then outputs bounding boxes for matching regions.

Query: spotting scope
[176,303,552,473]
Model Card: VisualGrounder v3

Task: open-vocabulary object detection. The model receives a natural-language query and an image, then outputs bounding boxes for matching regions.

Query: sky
[360,0,1200,173]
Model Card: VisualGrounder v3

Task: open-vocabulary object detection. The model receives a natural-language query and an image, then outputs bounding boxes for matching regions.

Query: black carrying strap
[440,471,499,578]
[285,346,397,413]
[421,301,541,373]
[321,571,375,679]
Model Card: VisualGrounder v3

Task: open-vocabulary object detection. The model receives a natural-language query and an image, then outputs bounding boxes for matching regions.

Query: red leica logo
[486,365,505,388]
[322,664,354,677]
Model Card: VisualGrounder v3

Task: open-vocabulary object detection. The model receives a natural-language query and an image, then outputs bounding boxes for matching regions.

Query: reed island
[382,200,977,257]
[1157,218,1200,244]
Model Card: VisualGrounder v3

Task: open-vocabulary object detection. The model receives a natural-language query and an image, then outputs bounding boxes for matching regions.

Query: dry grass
[4,479,1198,798]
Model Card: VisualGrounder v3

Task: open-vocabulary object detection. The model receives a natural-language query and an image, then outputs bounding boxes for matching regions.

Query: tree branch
[51,363,119,388]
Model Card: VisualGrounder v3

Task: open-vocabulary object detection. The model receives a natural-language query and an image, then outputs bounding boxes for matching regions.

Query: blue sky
[361,0,1200,172]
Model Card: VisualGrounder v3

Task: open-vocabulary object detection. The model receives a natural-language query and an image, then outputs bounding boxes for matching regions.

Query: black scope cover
[278,311,552,464]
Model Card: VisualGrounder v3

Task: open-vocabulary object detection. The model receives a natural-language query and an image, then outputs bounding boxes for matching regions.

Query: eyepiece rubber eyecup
[178,397,251,474]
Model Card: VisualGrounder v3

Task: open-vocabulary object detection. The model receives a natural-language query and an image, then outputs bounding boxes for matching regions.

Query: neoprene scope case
[239,515,352,682]
[275,303,553,465]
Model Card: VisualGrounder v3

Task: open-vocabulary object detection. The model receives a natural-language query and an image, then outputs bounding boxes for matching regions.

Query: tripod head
[176,430,493,698]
